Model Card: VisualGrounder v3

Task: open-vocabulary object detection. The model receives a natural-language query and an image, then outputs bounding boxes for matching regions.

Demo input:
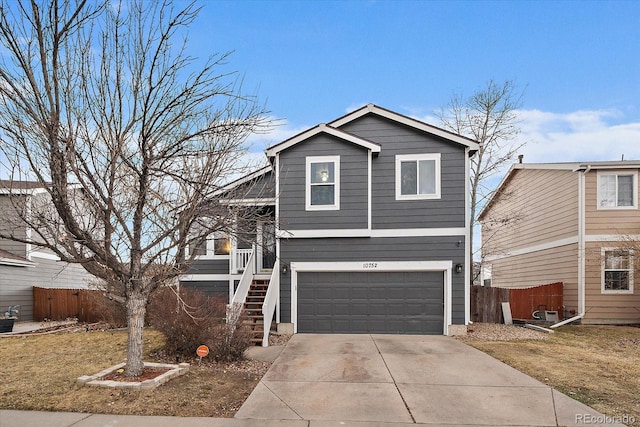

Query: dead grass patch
[0,329,268,417]
[465,325,640,426]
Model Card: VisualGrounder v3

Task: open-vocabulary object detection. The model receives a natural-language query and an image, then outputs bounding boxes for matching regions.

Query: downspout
[464,146,471,327]
[275,153,281,324]
[551,165,589,328]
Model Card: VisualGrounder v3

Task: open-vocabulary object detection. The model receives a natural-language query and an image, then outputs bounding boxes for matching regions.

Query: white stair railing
[233,248,253,274]
[230,245,256,308]
[261,259,280,347]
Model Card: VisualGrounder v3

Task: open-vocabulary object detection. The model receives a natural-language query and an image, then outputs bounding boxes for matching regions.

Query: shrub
[147,286,252,362]
[85,289,127,327]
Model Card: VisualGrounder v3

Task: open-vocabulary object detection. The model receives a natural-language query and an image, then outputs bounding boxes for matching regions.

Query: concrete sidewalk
[0,411,313,427]
[236,334,624,426]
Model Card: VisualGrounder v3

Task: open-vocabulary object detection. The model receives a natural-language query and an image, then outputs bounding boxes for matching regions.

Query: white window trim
[395,153,441,200]
[289,260,452,335]
[601,247,634,294]
[305,155,340,211]
[187,232,230,260]
[596,170,638,210]
[481,264,492,287]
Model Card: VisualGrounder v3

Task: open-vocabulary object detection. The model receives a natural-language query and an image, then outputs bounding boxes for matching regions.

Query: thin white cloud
[516,109,640,164]
[415,107,640,167]
[244,118,309,153]
[239,107,640,182]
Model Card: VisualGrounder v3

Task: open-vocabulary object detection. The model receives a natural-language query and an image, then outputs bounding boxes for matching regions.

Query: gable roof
[329,103,480,154]
[574,160,640,171]
[265,123,381,157]
[215,165,272,195]
[478,160,640,220]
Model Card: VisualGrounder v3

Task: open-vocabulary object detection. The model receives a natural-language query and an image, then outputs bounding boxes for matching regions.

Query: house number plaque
[362,262,378,268]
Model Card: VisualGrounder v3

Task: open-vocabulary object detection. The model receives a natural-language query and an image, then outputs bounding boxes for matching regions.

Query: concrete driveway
[236,334,620,426]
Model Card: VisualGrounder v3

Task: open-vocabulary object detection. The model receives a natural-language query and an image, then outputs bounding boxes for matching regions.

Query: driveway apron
[236,334,620,426]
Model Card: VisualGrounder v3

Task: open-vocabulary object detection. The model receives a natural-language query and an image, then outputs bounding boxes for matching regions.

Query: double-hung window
[306,156,340,210]
[597,171,637,209]
[395,153,441,200]
[602,248,634,294]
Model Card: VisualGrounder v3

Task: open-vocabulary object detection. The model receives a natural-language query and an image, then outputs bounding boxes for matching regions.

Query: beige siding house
[480,161,640,324]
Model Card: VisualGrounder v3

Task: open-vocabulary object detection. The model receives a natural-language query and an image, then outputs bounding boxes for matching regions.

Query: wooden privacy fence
[470,286,509,323]
[33,287,105,322]
[471,282,564,323]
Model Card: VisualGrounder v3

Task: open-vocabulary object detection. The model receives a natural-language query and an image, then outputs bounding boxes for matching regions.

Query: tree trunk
[125,292,148,377]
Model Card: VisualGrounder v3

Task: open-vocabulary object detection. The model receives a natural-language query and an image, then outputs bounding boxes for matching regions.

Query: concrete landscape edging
[76,361,190,390]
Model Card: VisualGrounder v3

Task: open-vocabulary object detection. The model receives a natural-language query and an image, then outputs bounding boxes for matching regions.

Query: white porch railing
[261,259,279,347]
[230,245,256,307]
[233,248,253,274]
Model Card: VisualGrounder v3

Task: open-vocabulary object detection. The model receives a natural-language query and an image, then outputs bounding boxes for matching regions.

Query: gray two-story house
[180,104,479,344]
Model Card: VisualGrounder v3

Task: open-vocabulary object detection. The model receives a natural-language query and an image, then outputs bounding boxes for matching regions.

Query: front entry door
[257,221,276,271]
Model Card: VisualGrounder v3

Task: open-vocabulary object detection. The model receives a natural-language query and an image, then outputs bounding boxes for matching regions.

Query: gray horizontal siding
[227,170,275,200]
[186,258,230,275]
[180,280,229,300]
[278,235,466,326]
[339,114,467,229]
[279,134,368,230]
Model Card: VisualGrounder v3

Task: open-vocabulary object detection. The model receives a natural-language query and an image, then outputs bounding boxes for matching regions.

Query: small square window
[602,248,634,294]
[306,156,340,210]
[598,172,637,209]
[396,153,441,200]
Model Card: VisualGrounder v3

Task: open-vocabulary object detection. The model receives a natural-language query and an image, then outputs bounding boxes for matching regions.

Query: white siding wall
[0,258,91,320]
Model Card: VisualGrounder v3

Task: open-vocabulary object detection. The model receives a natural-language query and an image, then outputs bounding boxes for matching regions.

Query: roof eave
[477,164,518,221]
[0,258,36,267]
[265,123,381,157]
[213,165,272,197]
[329,103,480,151]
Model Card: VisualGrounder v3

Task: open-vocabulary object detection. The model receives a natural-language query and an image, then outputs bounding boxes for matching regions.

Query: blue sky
[0,0,638,178]
[187,0,640,166]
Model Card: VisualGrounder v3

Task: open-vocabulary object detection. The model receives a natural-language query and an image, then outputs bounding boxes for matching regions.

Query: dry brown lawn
[0,328,268,417]
[2,324,638,423]
[465,325,640,426]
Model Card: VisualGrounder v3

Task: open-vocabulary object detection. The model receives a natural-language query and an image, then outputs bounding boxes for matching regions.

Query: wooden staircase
[243,279,269,345]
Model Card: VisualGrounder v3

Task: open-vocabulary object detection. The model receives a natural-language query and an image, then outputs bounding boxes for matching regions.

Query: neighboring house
[181,104,479,343]
[0,181,92,321]
[479,161,640,325]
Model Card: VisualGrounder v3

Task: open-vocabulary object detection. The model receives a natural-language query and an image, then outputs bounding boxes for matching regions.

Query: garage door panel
[349,302,367,315]
[297,271,444,335]
[350,287,368,299]
[404,302,427,315]
[386,302,406,315]
[332,302,349,315]
[404,287,426,299]
[367,288,387,299]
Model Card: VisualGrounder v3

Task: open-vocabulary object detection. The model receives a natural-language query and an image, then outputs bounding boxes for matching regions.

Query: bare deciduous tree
[0,0,271,376]
[437,80,525,283]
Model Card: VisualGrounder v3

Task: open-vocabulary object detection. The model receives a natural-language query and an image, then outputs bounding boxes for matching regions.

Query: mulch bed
[102,367,171,382]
